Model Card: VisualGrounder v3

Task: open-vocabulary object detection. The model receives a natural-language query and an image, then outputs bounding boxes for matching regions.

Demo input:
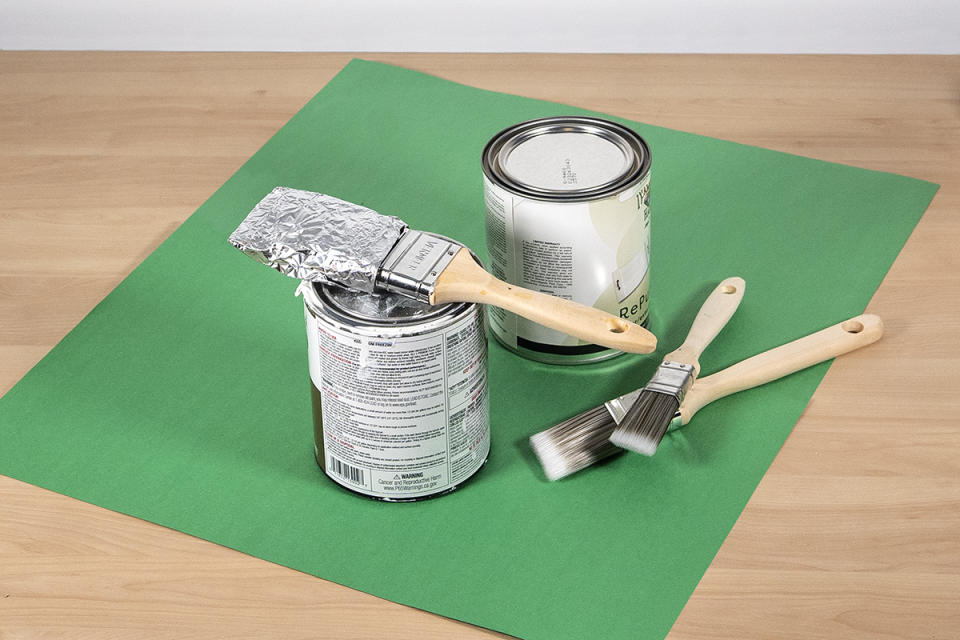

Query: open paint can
[482,116,651,364]
[299,241,490,502]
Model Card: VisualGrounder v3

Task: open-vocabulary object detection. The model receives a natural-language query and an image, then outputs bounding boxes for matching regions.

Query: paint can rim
[481,115,651,203]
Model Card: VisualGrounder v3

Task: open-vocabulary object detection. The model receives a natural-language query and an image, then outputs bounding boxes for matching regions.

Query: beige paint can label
[484,172,650,359]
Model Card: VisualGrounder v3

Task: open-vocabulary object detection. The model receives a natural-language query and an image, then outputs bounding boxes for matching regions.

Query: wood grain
[1,52,958,639]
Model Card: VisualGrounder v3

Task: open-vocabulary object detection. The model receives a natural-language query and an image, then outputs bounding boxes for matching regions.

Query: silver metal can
[299,244,490,502]
[482,116,652,364]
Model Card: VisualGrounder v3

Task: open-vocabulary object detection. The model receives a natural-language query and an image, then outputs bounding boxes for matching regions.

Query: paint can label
[484,172,650,358]
[306,304,489,500]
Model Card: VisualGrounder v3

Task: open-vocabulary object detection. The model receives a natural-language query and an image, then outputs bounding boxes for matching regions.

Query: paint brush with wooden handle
[609,276,746,454]
[531,275,747,480]
[230,187,656,354]
[531,314,884,480]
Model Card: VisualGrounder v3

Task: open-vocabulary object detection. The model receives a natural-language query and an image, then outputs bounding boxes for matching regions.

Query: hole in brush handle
[842,319,865,333]
[607,318,629,333]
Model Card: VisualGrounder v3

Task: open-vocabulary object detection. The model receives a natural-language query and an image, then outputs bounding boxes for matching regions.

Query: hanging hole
[841,320,864,333]
[721,285,737,294]
[607,318,629,333]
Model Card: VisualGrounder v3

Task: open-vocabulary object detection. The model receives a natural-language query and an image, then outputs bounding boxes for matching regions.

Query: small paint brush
[230,187,656,354]
[609,277,745,455]
[530,277,744,480]
[530,313,884,480]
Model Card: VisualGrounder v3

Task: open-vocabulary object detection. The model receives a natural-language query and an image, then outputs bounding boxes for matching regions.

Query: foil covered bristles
[228,187,408,293]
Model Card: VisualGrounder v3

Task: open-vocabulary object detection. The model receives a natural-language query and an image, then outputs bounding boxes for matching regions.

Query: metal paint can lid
[482,116,651,202]
[305,282,465,329]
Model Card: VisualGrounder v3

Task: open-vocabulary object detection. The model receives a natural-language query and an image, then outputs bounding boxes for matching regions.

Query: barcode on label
[329,456,365,486]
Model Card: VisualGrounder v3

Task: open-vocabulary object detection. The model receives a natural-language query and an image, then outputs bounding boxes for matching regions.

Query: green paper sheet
[0,60,938,639]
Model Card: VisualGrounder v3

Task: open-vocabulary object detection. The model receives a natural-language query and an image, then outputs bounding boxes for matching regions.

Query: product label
[306,307,489,499]
[483,173,651,353]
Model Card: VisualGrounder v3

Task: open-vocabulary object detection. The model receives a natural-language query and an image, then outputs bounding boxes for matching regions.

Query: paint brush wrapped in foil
[229,187,657,354]
[229,187,407,293]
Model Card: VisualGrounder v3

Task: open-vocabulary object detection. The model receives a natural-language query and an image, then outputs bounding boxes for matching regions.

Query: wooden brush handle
[679,313,884,424]
[665,276,745,373]
[432,248,657,354]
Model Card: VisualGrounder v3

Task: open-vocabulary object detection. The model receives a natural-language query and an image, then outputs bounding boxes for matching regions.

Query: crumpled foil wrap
[229,187,408,292]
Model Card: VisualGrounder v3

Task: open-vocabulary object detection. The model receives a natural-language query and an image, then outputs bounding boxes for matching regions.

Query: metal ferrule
[666,413,684,433]
[605,363,693,432]
[377,230,462,303]
[605,361,695,421]
[605,389,642,424]
[605,386,686,432]
[644,361,695,400]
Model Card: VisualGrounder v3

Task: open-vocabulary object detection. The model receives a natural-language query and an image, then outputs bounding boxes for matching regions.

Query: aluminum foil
[229,187,408,292]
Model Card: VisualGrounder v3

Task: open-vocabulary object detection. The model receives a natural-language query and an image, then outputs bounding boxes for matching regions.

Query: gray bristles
[608,390,679,456]
[530,406,623,481]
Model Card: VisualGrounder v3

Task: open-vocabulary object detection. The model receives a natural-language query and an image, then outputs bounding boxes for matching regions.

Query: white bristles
[530,406,623,481]
[608,389,678,456]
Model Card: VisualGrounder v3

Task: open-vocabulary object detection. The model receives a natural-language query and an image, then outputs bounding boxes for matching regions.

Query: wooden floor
[1,52,958,639]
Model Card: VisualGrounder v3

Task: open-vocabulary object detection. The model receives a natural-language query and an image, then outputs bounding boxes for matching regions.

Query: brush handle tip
[666,276,746,371]
[679,313,883,424]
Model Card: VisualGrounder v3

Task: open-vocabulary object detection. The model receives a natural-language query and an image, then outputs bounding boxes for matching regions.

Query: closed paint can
[299,247,490,501]
[482,116,652,364]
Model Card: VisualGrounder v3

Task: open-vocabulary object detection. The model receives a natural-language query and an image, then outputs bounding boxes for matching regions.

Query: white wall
[1,0,957,53]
